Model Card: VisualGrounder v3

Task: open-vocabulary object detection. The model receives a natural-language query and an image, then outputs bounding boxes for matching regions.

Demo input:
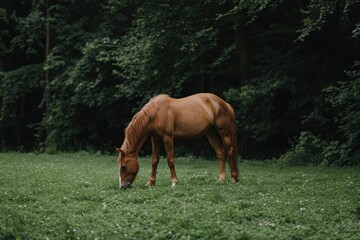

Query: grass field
[0,153,359,240]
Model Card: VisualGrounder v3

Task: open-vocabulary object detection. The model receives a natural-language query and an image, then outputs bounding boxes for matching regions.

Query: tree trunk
[14,100,24,148]
[293,0,308,9]
[231,1,251,81]
[45,0,50,115]
[0,57,3,71]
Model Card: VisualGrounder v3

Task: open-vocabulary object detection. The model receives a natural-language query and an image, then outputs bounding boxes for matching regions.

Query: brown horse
[115,93,238,189]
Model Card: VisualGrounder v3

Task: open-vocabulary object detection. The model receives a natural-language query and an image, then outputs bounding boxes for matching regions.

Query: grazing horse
[115,93,239,189]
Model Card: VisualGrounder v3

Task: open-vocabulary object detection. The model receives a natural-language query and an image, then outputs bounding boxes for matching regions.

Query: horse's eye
[121,165,127,172]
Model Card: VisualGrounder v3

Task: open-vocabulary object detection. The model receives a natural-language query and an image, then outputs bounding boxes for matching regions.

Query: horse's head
[115,147,139,189]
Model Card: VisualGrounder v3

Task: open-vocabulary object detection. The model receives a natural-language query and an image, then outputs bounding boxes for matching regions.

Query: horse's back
[150,93,232,138]
[153,93,227,105]
[179,93,225,103]
[184,93,233,116]
[153,93,232,120]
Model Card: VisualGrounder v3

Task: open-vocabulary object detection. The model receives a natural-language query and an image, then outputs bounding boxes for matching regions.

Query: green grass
[0,153,359,240]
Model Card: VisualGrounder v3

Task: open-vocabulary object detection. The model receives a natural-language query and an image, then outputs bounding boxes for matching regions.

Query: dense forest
[1,0,359,165]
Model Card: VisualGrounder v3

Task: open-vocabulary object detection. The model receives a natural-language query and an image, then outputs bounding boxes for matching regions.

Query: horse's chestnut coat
[116,93,239,189]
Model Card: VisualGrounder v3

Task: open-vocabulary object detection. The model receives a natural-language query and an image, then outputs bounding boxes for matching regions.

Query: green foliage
[296,1,337,41]
[0,64,44,119]
[101,1,221,103]
[297,0,360,41]
[225,83,280,142]
[11,8,45,56]
[279,131,350,166]
[353,23,360,37]
[0,7,10,62]
[322,61,360,165]
[218,0,283,24]
[224,44,309,144]
[38,1,131,151]
[1,0,360,165]
[1,153,359,239]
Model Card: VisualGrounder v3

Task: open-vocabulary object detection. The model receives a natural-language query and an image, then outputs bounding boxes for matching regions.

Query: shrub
[279,131,351,166]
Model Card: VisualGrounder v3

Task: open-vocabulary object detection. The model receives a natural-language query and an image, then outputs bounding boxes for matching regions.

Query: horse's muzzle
[121,182,131,190]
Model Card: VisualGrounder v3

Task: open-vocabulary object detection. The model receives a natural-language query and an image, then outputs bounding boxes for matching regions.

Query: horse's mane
[122,95,168,152]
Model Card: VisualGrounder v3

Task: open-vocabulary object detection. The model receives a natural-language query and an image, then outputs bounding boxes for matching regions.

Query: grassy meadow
[0,153,359,240]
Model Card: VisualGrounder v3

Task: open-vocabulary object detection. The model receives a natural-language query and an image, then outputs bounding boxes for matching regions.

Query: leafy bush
[279,131,351,166]
[323,61,360,165]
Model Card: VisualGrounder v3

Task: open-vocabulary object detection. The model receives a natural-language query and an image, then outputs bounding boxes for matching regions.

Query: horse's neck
[123,126,149,157]
[134,135,148,156]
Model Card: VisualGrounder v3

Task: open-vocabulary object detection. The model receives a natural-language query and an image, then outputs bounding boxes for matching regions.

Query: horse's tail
[227,103,239,180]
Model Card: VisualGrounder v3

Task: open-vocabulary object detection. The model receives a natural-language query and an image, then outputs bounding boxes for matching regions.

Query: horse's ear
[114,146,120,153]
[114,147,125,157]
[119,149,125,157]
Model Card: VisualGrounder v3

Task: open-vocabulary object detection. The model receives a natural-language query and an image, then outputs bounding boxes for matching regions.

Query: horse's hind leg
[206,128,226,182]
[220,131,238,182]
[146,136,162,187]
[215,118,239,182]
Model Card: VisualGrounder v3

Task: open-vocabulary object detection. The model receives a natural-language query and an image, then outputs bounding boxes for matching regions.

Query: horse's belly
[173,120,211,138]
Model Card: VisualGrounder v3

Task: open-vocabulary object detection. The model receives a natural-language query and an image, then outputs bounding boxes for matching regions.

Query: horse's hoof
[171,181,177,187]
[146,181,155,187]
[217,177,225,182]
[231,177,239,183]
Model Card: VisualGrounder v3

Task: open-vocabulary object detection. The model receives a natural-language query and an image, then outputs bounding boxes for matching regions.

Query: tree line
[1,0,359,165]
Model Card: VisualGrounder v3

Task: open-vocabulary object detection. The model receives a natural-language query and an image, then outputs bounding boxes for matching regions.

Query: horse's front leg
[146,137,161,187]
[163,135,177,187]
